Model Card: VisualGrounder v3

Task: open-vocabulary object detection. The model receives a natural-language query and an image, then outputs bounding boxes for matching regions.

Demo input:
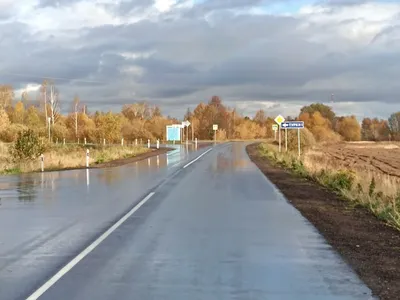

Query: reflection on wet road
[0,144,209,300]
[24,142,373,300]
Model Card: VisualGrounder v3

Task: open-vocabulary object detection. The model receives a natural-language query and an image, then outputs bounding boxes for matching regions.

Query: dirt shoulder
[246,143,400,300]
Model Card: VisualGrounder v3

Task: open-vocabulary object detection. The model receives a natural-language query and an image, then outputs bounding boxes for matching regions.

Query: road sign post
[40,154,44,172]
[285,128,288,152]
[274,115,285,152]
[86,149,90,168]
[213,124,218,142]
[298,128,301,157]
[280,121,304,157]
[272,124,278,141]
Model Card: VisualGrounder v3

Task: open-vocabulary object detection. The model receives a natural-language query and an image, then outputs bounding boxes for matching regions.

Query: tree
[253,109,266,125]
[72,95,80,138]
[94,112,123,143]
[361,118,373,141]
[335,116,361,141]
[9,129,45,161]
[300,103,336,126]
[362,118,390,141]
[25,106,42,128]
[0,85,14,107]
[151,105,162,118]
[299,111,340,142]
[12,101,25,124]
[388,112,400,140]
[0,107,11,135]
[49,83,60,125]
[121,102,150,121]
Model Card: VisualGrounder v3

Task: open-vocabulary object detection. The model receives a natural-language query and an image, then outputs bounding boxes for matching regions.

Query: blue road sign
[281,121,304,129]
[166,125,181,141]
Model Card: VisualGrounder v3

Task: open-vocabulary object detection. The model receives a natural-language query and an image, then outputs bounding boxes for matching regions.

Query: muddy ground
[247,143,400,300]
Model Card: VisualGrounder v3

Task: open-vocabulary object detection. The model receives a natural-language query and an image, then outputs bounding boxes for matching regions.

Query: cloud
[0,0,399,119]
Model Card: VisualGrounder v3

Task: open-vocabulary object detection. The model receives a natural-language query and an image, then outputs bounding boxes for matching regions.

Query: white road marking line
[183,148,212,169]
[26,192,155,300]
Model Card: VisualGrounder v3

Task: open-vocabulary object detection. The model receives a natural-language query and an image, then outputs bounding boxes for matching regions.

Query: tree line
[0,83,399,143]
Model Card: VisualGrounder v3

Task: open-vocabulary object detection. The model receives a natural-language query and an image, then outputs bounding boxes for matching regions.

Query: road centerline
[183,148,212,169]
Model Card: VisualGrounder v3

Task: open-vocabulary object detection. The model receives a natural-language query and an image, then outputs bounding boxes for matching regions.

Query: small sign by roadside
[274,115,285,126]
[274,115,285,153]
[272,124,278,131]
[213,124,218,131]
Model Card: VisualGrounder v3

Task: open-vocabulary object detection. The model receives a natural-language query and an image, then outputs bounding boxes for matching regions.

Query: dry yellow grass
[0,143,149,174]
[260,142,400,229]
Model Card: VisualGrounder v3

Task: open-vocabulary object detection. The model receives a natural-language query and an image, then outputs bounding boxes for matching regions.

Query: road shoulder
[246,143,400,300]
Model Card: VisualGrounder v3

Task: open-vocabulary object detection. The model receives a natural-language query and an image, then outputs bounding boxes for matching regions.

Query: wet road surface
[16,142,375,300]
[0,143,209,300]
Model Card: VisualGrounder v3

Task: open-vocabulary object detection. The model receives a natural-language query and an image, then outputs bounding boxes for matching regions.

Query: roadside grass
[258,143,400,230]
[0,142,149,174]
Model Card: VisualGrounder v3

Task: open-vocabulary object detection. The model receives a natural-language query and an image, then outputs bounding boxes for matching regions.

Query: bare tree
[40,80,49,127]
[49,82,60,125]
[72,95,80,137]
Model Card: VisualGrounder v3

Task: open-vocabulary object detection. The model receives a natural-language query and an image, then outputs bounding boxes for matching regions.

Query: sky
[0,0,400,119]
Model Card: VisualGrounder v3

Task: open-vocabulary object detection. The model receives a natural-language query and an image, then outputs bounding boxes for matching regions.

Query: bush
[9,129,45,161]
[327,170,355,192]
[282,127,316,151]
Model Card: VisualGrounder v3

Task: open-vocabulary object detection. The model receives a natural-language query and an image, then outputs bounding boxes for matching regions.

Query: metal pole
[84,138,87,145]
[298,128,301,157]
[121,138,124,146]
[156,139,159,149]
[103,138,106,146]
[278,126,281,152]
[285,128,288,152]
[86,149,90,168]
[186,126,189,144]
[274,130,277,141]
[148,139,150,148]
[135,138,138,146]
[40,154,44,172]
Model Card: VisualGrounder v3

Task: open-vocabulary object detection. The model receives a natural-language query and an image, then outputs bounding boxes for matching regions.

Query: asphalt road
[1,142,375,300]
[0,143,208,300]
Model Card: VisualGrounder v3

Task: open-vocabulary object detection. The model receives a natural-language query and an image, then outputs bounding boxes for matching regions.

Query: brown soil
[246,143,400,300]
[321,142,400,178]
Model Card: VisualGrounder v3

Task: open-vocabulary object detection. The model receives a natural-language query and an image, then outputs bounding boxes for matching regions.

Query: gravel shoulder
[246,143,400,300]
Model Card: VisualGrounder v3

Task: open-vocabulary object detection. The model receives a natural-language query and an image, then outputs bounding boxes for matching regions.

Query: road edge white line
[26,192,155,300]
[183,148,212,169]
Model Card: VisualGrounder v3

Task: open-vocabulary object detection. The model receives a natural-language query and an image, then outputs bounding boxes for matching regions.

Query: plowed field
[312,142,400,178]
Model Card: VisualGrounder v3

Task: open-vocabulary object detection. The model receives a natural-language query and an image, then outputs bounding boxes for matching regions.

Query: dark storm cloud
[2,0,400,118]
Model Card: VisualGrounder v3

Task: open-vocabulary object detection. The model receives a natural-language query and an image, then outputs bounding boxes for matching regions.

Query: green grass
[0,167,21,175]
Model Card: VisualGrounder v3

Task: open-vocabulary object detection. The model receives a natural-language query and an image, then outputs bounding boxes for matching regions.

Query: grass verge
[257,142,400,230]
[0,143,150,174]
